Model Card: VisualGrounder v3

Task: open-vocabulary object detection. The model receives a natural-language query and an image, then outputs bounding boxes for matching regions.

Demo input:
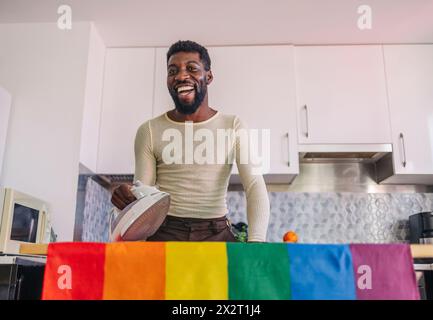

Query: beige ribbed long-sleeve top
[134,111,270,241]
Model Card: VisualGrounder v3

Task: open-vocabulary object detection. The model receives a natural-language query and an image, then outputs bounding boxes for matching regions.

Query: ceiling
[0,0,432,47]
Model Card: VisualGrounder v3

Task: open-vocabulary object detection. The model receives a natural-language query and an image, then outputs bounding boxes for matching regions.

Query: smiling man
[111,40,270,242]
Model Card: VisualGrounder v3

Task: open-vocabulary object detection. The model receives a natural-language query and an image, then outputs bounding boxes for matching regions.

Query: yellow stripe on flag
[166,242,228,300]
[103,242,165,300]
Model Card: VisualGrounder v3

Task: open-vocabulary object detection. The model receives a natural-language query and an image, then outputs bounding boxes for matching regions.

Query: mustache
[172,82,197,91]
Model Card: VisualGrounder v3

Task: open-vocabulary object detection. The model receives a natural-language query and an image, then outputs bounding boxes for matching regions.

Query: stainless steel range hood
[298,144,393,164]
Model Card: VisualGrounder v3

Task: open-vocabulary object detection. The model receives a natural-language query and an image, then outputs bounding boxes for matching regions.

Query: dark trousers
[146,215,238,242]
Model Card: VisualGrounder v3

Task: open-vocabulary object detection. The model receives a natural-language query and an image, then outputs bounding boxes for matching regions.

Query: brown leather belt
[160,215,231,233]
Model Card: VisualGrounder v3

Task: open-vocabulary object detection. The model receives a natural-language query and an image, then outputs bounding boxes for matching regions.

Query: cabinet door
[79,26,105,173]
[383,45,433,176]
[97,48,155,174]
[153,47,173,117]
[208,45,299,179]
[295,45,391,144]
[0,87,11,179]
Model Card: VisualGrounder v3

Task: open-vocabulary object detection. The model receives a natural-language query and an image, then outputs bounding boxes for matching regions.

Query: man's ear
[206,70,213,85]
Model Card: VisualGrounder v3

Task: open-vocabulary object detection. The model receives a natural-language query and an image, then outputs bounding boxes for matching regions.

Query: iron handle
[303,105,309,138]
[399,133,407,168]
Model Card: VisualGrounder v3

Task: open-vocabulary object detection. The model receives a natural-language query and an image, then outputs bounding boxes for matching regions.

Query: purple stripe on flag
[350,244,420,300]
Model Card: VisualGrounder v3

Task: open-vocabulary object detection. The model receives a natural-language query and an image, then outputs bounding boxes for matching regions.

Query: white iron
[109,181,170,242]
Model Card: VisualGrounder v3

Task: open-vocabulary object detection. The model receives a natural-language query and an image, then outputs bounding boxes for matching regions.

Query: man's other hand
[111,183,136,210]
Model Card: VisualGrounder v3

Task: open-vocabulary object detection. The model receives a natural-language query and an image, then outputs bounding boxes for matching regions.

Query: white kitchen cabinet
[0,86,11,180]
[381,45,433,184]
[207,45,299,182]
[79,25,105,173]
[294,45,392,144]
[153,47,173,117]
[97,48,155,174]
[153,45,299,182]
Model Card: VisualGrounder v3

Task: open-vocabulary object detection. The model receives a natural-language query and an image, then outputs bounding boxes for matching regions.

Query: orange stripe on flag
[103,242,165,299]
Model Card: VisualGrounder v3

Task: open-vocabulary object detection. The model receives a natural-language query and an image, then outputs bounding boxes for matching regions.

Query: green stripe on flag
[227,243,292,300]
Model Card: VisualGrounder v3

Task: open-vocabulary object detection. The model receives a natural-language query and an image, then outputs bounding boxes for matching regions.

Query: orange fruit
[283,231,298,243]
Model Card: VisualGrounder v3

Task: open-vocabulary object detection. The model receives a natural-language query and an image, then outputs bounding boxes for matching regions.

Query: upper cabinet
[97,48,155,174]
[89,44,433,182]
[79,26,106,173]
[381,45,433,183]
[153,47,173,117]
[294,45,392,144]
[0,87,11,180]
[206,45,299,182]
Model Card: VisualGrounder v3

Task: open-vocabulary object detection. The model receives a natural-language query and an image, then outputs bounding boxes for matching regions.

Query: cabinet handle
[399,133,407,168]
[16,276,23,300]
[286,132,290,167]
[303,105,309,138]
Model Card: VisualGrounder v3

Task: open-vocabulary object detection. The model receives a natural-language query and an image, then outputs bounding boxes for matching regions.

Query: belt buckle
[226,219,231,228]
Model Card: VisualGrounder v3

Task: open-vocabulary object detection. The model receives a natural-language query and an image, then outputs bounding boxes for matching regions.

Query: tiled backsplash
[228,191,433,243]
[78,176,433,243]
[81,177,111,242]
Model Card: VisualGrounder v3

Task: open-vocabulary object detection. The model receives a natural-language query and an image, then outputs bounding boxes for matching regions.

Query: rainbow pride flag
[42,242,419,300]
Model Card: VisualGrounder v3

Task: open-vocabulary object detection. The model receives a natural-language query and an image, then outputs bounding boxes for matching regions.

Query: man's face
[167,51,212,115]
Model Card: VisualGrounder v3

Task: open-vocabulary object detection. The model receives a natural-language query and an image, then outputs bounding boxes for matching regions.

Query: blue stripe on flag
[287,244,356,300]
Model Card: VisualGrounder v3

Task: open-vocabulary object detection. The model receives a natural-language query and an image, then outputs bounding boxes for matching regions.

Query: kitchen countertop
[19,243,433,258]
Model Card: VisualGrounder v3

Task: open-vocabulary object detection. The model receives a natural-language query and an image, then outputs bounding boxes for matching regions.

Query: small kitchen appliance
[0,188,52,254]
[409,212,433,244]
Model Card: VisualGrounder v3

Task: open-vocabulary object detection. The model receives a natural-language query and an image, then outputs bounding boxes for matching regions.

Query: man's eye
[168,69,177,76]
[188,66,198,72]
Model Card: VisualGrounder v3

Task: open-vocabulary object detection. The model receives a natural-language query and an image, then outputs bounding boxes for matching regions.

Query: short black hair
[166,40,211,71]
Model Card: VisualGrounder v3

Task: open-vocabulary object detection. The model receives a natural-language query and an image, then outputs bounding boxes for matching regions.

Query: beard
[169,81,207,115]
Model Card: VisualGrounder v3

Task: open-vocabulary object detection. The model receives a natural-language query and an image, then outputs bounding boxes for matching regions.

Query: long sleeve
[134,120,157,186]
[234,117,270,242]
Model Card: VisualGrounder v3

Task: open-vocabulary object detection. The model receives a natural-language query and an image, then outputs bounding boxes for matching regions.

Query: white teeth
[177,86,194,93]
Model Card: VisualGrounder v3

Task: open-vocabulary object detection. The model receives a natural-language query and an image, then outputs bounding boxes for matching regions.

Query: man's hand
[111,183,136,210]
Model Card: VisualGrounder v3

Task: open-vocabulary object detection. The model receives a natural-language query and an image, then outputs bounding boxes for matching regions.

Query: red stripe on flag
[42,242,106,300]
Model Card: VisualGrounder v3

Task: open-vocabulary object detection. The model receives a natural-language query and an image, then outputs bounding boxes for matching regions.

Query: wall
[0,22,93,241]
